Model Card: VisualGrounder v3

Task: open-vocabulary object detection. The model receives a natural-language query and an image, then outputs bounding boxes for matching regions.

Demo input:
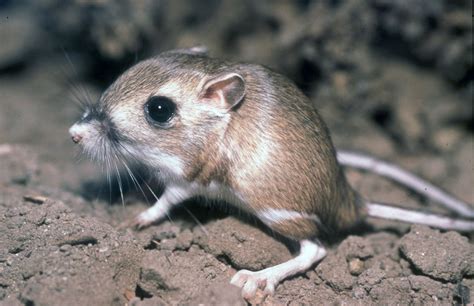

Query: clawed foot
[230,269,279,299]
[131,211,156,230]
[230,240,327,299]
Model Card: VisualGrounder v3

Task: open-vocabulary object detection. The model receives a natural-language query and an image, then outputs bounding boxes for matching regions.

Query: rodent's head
[69,49,246,178]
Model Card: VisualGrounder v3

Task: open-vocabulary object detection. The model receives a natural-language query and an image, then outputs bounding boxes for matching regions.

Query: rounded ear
[199,73,246,111]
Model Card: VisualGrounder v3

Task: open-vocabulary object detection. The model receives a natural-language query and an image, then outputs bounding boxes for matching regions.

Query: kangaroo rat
[69,47,474,298]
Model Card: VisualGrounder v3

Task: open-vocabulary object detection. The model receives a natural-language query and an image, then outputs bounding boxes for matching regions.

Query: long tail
[366,202,474,232]
[337,150,474,218]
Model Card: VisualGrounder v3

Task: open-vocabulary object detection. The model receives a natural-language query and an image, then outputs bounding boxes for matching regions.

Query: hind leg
[230,239,326,298]
[230,208,326,298]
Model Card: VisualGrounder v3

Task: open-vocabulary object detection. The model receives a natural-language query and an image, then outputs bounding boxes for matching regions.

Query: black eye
[144,96,176,125]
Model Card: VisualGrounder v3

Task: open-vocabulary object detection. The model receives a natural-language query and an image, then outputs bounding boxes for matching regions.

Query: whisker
[61,48,94,110]
[105,146,113,204]
[121,159,150,204]
[113,162,125,207]
[98,136,125,206]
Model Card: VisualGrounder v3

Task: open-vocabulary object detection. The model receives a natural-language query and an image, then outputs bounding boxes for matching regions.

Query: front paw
[131,210,157,230]
[117,211,156,230]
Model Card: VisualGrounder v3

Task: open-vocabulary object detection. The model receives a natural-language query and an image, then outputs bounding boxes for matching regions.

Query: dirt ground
[0,1,473,305]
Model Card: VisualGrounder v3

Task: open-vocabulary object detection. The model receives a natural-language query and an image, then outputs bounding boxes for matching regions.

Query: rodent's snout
[69,124,85,144]
[71,134,82,144]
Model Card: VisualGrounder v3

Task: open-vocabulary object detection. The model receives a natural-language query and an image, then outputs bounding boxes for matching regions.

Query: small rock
[59,244,72,253]
[23,195,48,205]
[349,258,365,276]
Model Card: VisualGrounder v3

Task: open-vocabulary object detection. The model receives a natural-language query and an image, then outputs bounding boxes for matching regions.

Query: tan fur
[97,51,366,240]
[270,218,321,241]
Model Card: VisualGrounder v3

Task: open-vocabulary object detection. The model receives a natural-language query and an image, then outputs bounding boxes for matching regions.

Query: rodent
[69,47,474,299]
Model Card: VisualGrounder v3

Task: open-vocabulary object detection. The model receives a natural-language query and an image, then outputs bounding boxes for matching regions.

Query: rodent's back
[220,64,365,238]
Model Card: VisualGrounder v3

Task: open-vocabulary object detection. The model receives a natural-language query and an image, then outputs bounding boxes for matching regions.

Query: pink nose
[71,134,83,144]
